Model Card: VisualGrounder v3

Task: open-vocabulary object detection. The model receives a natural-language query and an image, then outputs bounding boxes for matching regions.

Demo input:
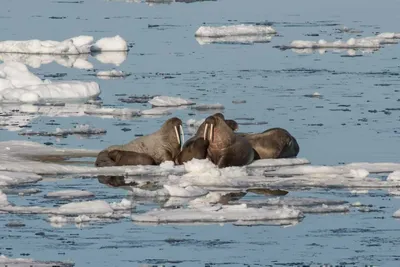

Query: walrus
[108,150,156,166]
[174,113,239,165]
[203,114,254,168]
[238,128,299,159]
[95,117,184,167]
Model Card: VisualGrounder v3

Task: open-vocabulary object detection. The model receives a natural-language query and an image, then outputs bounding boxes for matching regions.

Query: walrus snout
[163,117,185,150]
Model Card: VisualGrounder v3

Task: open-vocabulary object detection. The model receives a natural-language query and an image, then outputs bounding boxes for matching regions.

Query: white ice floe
[0,171,42,186]
[58,200,114,215]
[84,107,141,117]
[393,209,400,218]
[110,198,133,210]
[0,35,128,55]
[344,163,400,173]
[284,35,399,50]
[186,118,205,128]
[248,158,310,168]
[195,25,276,37]
[0,62,100,103]
[90,35,128,53]
[264,165,369,178]
[376,32,400,39]
[163,185,209,198]
[387,171,400,181]
[196,35,272,45]
[19,124,106,137]
[45,190,95,199]
[148,96,195,107]
[132,203,303,224]
[0,255,74,267]
[192,103,225,110]
[96,70,130,79]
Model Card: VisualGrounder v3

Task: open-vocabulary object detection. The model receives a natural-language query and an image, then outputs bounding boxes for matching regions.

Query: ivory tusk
[174,126,180,145]
[209,124,213,141]
[180,125,184,147]
[204,123,208,140]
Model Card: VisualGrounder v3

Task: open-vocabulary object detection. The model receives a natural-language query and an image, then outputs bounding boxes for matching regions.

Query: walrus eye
[209,123,213,141]
[179,125,184,149]
[174,126,180,146]
[204,123,208,140]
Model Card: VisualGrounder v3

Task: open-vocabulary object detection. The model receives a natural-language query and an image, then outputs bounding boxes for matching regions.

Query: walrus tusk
[174,126,180,145]
[204,123,208,140]
[180,125,184,148]
[209,124,213,141]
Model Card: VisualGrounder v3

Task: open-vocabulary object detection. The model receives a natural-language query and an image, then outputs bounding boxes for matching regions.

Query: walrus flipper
[109,150,156,166]
[95,150,117,167]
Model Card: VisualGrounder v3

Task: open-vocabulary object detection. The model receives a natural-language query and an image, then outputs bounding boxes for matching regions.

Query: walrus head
[159,117,185,150]
[203,115,235,149]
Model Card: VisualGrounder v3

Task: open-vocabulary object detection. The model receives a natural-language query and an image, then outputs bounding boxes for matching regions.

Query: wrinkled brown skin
[95,117,183,167]
[175,113,239,165]
[238,128,299,159]
[108,150,156,166]
[205,115,254,168]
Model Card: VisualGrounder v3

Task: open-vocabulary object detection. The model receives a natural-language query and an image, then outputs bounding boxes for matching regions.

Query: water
[1,0,400,266]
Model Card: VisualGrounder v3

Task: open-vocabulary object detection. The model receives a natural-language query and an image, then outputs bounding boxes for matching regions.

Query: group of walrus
[95,113,299,168]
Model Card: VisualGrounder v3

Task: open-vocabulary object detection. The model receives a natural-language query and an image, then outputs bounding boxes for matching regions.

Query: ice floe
[96,70,130,79]
[196,35,272,45]
[263,165,370,178]
[0,255,74,267]
[195,25,276,37]
[393,209,400,218]
[132,203,303,224]
[0,35,128,54]
[84,107,141,117]
[0,62,100,103]
[19,124,106,137]
[0,171,42,186]
[148,96,195,107]
[45,190,95,199]
[192,103,225,110]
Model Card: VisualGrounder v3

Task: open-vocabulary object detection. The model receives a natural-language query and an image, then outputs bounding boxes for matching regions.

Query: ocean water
[1,0,400,266]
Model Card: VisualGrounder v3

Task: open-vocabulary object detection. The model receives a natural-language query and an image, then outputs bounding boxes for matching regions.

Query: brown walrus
[108,150,156,166]
[237,128,299,159]
[174,113,239,165]
[203,114,254,168]
[95,117,184,167]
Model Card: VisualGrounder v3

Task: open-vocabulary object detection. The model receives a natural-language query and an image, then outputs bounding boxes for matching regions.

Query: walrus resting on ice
[174,113,239,165]
[95,117,184,167]
[238,128,299,159]
[203,114,254,168]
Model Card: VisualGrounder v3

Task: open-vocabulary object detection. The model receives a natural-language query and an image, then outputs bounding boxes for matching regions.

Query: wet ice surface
[1,0,400,266]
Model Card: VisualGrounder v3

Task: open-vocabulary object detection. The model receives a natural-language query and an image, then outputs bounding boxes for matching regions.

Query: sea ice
[0,171,42,186]
[110,198,133,210]
[0,35,128,54]
[58,200,114,215]
[263,165,369,178]
[0,255,74,267]
[132,203,303,223]
[45,190,95,199]
[0,62,100,103]
[96,70,130,79]
[19,124,106,137]
[196,35,272,45]
[192,103,225,110]
[148,96,195,107]
[393,209,400,218]
[84,107,141,117]
[94,51,128,66]
[195,25,277,37]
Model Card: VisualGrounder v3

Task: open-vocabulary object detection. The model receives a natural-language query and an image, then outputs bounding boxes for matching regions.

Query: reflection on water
[196,35,273,45]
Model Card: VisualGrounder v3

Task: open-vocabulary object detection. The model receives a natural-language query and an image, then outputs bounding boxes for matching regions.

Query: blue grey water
[1,0,400,266]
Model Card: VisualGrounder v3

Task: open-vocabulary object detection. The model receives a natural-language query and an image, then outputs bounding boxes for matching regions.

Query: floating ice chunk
[110,198,133,210]
[196,35,272,45]
[84,107,141,117]
[48,215,68,223]
[0,35,93,54]
[248,158,310,168]
[195,25,276,37]
[344,162,400,173]
[393,209,400,218]
[192,103,225,110]
[90,35,128,52]
[96,70,130,79]
[163,184,208,197]
[186,118,205,128]
[0,255,74,267]
[149,96,195,107]
[132,204,303,224]
[387,171,400,181]
[45,190,95,199]
[19,124,106,137]
[0,191,9,206]
[0,62,100,103]
[58,200,113,215]
[376,32,400,39]
[0,171,42,186]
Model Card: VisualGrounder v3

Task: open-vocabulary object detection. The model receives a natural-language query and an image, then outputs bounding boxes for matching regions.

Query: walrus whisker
[204,123,208,140]
[174,126,180,146]
[180,125,184,148]
[209,123,214,141]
